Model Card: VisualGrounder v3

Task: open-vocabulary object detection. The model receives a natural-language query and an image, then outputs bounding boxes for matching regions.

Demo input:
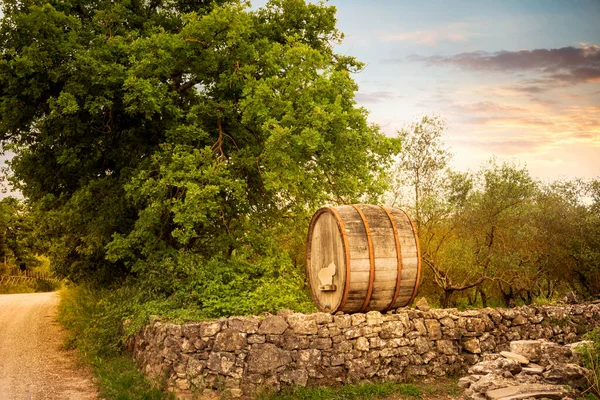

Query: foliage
[1,0,397,313]
[390,116,600,307]
[59,285,131,358]
[0,280,37,293]
[58,285,174,399]
[0,0,597,322]
[258,378,462,400]
[92,356,174,400]
[0,196,57,293]
[258,381,423,400]
[0,197,42,269]
[0,278,59,293]
[580,328,600,398]
[388,114,450,226]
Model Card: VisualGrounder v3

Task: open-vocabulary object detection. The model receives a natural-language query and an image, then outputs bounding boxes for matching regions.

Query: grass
[91,356,172,400]
[580,395,599,400]
[0,281,36,294]
[0,279,60,294]
[257,379,462,400]
[58,285,175,400]
[578,328,600,399]
[258,382,423,400]
[57,285,464,400]
[422,380,462,398]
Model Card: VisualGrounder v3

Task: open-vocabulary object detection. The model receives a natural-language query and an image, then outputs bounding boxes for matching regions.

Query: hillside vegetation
[0,1,598,397]
[1,0,397,316]
[1,0,597,316]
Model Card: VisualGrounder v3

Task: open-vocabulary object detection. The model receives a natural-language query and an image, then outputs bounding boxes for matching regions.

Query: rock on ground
[462,339,590,400]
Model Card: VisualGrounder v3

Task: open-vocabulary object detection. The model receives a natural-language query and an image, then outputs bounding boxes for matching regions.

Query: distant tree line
[389,116,600,307]
[0,197,42,272]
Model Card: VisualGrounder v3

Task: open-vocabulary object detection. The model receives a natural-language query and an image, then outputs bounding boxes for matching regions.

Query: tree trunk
[519,291,534,305]
[441,289,455,308]
[467,288,477,306]
[498,282,515,308]
[478,286,488,308]
[415,177,420,230]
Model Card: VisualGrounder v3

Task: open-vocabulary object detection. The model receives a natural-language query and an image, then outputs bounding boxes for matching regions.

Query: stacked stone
[461,339,592,399]
[130,303,600,398]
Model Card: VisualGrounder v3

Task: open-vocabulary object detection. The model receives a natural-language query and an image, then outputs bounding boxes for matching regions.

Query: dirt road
[0,292,98,400]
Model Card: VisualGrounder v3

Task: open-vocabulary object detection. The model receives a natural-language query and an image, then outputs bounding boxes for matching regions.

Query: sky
[327,0,600,181]
[277,0,600,182]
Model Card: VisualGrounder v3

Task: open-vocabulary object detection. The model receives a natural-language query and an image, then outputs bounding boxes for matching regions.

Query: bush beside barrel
[306,204,421,313]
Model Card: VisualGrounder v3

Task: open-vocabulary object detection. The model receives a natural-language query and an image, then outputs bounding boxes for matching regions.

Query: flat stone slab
[486,384,567,400]
[494,392,566,400]
[521,363,545,375]
[510,340,543,362]
[500,351,529,364]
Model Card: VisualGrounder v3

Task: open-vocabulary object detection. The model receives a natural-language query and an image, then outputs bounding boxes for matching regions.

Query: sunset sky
[327,0,600,181]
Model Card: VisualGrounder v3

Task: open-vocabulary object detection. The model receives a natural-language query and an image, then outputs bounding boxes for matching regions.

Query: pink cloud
[380,23,469,46]
[407,45,600,85]
[355,91,402,104]
[449,101,525,114]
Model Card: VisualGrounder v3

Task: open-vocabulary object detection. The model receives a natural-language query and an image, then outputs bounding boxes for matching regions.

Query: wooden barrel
[306,204,421,313]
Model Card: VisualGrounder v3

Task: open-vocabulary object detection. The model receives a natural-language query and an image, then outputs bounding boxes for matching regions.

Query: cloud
[406,45,600,85]
[528,97,557,106]
[461,116,554,128]
[573,133,595,139]
[508,85,548,94]
[457,104,600,129]
[380,23,469,46]
[442,100,600,155]
[449,132,557,155]
[355,91,402,104]
[466,138,549,154]
[449,101,524,114]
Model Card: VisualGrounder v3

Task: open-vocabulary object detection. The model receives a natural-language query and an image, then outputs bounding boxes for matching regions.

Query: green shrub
[58,286,174,399]
[579,327,600,399]
[0,281,36,294]
[92,356,172,400]
[532,297,557,306]
[185,260,316,318]
[57,277,314,399]
[0,278,60,294]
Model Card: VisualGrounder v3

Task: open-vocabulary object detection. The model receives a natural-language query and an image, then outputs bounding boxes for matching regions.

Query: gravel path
[0,292,98,400]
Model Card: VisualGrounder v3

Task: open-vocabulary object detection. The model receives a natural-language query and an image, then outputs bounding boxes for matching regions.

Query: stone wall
[130,303,600,398]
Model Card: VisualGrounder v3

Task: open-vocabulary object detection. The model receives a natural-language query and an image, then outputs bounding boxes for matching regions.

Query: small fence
[0,268,60,285]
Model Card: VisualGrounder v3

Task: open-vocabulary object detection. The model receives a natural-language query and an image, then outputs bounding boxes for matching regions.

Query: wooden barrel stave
[306,204,421,313]
[389,208,419,308]
[306,210,347,312]
[336,206,368,313]
[365,205,399,311]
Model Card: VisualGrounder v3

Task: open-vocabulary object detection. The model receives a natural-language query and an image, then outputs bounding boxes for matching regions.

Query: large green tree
[0,0,396,312]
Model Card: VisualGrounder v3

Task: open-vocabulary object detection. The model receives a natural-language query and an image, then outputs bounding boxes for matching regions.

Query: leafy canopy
[0,0,397,314]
